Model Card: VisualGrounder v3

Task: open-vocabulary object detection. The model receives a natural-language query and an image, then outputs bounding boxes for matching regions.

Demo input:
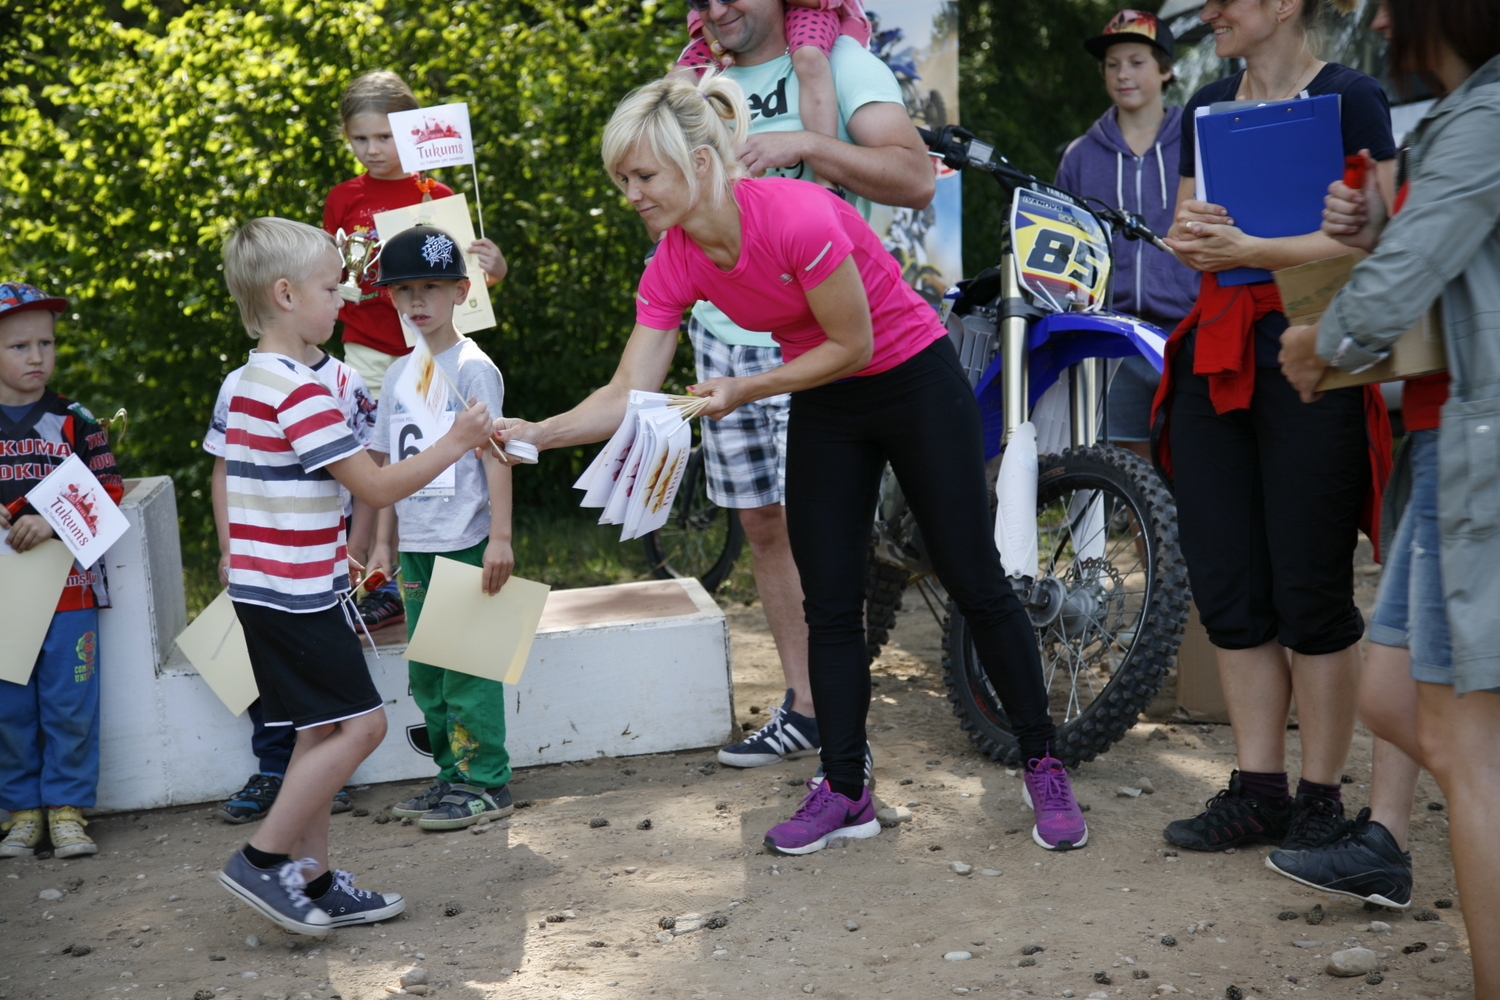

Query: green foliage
[957,0,1121,277]
[1,0,685,577]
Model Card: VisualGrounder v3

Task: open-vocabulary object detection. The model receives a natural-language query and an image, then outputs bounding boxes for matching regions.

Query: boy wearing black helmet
[365,225,516,832]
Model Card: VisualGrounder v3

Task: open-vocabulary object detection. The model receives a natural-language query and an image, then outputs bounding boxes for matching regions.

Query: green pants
[401,543,511,789]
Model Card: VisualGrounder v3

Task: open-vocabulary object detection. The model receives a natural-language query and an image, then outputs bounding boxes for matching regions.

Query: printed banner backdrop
[865,0,961,308]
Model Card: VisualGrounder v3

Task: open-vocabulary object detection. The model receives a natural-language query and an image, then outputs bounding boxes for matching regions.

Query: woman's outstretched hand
[688,377,751,421]
[489,416,541,465]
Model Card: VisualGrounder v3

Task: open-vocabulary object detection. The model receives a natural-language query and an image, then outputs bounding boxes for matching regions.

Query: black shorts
[233,601,383,730]
[1167,341,1368,655]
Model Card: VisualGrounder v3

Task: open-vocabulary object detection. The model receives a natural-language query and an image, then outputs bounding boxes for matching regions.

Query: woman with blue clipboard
[1150,0,1397,858]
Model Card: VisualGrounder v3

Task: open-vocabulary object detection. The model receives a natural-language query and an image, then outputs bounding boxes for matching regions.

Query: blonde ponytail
[601,70,749,207]
[1295,0,1361,55]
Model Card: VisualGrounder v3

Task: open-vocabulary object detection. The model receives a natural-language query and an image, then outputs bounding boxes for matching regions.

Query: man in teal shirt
[695,0,934,773]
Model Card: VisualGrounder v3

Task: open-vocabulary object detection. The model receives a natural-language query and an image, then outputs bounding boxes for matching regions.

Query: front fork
[995,237,1107,598]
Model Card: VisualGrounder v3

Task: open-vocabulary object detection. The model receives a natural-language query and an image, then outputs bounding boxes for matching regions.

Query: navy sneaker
[418,784,513,831]
[218,851,332,937]
[358,588,405,630]
[313,869,406,926]
[219,773,283,825]
[391,779,452,819]
[807,742,875,792]
[1266,808,1412,909]
[330,788,353,814]
[1280,792,1347,851]
[719,689,819,768]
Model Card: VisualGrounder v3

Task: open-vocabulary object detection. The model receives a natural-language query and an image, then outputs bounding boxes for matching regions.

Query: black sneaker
[391,779,451,819]
[1163,771,1292,851]
[358,589,405,630]
[1281,792,1347,851]
[219,773,283,825]
[1265,808,1412,909]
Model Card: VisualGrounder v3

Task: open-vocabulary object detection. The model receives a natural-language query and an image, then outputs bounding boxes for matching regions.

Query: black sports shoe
[1281,792,1347,851]
[1163,771,1292,851]
[1265,808,1412,909]
[219,772,283,824]
[358,588,405,630]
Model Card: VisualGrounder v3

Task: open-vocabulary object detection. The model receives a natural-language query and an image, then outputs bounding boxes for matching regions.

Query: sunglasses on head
[688,0,739,12]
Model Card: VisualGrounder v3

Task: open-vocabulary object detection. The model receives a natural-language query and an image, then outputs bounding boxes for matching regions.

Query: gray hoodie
[1055,105,1198,328]
[1318,54,1500,695]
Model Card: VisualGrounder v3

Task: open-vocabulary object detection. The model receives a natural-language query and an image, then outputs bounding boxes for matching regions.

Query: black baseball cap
[374,225,469,286]
[1084,9,1175,62]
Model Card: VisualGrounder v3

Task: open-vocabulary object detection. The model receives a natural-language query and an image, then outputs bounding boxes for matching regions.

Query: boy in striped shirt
[215,218,495,936]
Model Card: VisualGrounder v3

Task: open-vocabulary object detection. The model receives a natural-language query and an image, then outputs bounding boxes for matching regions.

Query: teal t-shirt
[693,36,905,348]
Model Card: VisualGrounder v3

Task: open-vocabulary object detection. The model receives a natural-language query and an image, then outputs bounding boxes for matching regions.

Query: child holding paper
[323,69,508,631]
[216,218,494,935]
[203,340,376,825]
[0,282,123,860]
[364,225,516,833]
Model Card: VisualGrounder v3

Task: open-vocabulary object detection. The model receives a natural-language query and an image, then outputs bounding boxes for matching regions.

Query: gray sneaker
[218,851,332,937]
[418,784,513,831]
[391,779,451,818]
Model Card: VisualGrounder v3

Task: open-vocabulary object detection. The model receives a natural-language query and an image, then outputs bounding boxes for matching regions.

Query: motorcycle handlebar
[917,125,1171,252]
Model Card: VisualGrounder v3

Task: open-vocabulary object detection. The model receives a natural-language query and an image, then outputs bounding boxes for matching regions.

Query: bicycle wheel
[942,445,1190,766]
[641,445,747,595]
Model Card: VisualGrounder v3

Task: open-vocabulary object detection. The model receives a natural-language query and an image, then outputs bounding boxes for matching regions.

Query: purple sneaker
[1021,755,1088,851]
[764,782,880,856]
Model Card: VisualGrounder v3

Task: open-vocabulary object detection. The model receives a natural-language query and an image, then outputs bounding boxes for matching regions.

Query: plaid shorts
[689,317,790,508]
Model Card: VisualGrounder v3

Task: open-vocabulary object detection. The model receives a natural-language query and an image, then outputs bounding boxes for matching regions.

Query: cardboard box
[1274,253,1446,390]
[1174,600,1230,723]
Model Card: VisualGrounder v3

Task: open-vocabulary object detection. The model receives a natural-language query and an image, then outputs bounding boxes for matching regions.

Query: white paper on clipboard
[373,194,496,337]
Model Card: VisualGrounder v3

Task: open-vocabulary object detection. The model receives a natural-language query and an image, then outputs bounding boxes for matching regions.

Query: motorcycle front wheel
[942,445,1189,767]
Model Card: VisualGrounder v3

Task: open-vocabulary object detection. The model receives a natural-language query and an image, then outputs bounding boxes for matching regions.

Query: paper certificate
[388,103,476,173]
[173,589,258,716]
[0,540,77,685]
[373,194,496,335]
[404,558,551,686]
[25,453,130,568]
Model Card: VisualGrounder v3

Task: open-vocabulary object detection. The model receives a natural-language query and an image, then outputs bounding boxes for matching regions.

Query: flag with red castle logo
[25,453,130,568]
[388,103,475,173]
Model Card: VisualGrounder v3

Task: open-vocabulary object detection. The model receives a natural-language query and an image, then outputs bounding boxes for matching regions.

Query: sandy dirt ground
[0,553,1476,1000]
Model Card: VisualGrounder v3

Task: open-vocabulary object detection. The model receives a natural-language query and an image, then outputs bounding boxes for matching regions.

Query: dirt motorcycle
[865,125,1192,766]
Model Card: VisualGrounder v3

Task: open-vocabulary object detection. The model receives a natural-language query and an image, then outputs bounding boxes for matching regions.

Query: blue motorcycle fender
[973,312,1169,460]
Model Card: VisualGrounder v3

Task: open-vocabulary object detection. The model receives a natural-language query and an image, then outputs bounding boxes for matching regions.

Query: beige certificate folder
[1274,253,1446,391]
[0,540,76,685]
[174,589,258,716]
[404,558,551,685]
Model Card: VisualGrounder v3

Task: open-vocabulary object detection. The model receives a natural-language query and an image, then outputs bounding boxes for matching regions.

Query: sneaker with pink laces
[763,781,880,856]
[1021,755,1089,851]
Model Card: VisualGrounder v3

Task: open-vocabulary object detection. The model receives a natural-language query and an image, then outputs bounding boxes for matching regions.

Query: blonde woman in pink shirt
[496,72,1087,856]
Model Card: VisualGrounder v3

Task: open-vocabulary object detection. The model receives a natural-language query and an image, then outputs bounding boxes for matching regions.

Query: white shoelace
[332,868,377,901]
[277,858,321,911]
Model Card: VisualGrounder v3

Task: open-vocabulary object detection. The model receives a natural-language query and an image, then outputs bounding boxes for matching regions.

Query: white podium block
[90,478,732,812]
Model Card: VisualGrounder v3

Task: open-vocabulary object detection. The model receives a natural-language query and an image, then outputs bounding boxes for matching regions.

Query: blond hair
[1288,0,1361,55]
[340,70,419,125]
[223,218,337,339]
[600,71,749,208]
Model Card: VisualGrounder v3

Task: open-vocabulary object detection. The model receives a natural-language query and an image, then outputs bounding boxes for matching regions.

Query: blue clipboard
[1199,94,1343,286]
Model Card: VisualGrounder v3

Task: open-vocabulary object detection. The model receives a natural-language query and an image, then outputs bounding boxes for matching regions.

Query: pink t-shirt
[635,177,945,378]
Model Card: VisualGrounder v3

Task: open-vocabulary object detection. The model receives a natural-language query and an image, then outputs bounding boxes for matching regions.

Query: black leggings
[784,338,1055,787]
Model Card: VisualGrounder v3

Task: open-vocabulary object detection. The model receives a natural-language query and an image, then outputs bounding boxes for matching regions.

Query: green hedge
[1,0,1118,575]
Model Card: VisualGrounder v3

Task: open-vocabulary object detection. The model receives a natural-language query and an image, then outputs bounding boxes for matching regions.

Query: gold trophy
[334,228,382,302]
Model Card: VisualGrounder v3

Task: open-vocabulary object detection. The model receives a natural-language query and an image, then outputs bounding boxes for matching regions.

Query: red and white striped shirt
[225,352,362,612]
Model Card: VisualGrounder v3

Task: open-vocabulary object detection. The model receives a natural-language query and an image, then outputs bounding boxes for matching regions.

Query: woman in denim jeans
[1279,2,1500,991]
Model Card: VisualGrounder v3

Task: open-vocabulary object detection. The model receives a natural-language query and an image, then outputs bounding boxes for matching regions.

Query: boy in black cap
[0,282,123,860]
[1058,10,1198,459]
[364,225,517,832]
